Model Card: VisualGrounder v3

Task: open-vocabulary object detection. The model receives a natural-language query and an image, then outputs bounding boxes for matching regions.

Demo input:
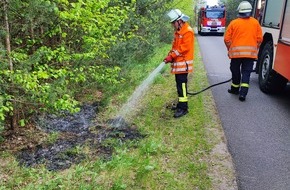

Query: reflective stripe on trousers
[179,83,188,102]
[175,73,188,110]
[231,83,240,88]
[230,58,254,96]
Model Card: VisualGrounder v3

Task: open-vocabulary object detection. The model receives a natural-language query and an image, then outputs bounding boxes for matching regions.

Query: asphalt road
[197,34,290,190]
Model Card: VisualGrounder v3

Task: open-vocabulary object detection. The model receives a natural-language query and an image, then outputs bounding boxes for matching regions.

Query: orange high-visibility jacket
[224,17,263,59]
[168,22,194,74]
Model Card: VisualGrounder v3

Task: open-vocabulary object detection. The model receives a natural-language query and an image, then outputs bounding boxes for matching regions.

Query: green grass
[0,0,237,188]
[0,40,235,189]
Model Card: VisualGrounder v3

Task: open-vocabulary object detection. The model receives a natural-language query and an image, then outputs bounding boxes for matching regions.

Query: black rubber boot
[228,86,239,95]
[173,109,188,118]
[239,95,246,101]
[239,87,248,101]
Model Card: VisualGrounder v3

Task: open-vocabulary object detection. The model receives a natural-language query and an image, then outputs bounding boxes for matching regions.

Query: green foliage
[0,0,175,131]
[0,94,13,121]
[57,0,131,59]
[2,0,127,126]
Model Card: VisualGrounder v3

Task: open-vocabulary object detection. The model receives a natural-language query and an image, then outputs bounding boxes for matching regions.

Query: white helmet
[237,1,252,13]
[167,9,189,22]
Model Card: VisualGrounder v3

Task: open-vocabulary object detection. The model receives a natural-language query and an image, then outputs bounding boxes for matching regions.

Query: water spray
[110,62,166,128]
[109,61,232,127]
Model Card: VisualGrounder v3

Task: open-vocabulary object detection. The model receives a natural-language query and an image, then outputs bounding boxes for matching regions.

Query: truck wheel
[198,27,203,35]
[198,30,203,36]
[258,41,287,93]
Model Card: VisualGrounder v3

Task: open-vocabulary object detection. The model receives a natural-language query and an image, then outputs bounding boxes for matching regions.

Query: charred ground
[0,103,145,171]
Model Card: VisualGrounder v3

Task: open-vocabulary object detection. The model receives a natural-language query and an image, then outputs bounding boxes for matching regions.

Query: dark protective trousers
[230,58,255,96]
[175,73,188,110]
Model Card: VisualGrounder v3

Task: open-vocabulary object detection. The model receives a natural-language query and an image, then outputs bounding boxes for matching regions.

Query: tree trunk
[29,19,36,53]
[3,0,15,130]
[3,0,12,70]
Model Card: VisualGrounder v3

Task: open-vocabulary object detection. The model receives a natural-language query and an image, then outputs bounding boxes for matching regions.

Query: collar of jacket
[176,22,191,35]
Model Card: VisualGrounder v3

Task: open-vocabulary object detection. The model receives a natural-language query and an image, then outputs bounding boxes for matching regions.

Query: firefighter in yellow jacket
[164,9,194,118]
[224,1,262,101]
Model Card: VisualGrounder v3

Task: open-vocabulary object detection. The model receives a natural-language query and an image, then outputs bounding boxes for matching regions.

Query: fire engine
[253,0,290,93]
[196,5,226,35]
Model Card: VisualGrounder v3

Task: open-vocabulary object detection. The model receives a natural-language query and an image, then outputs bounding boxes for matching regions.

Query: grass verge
[113,41,238,189]
[0,40,237,189]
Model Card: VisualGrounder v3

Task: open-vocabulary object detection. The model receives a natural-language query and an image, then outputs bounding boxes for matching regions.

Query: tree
[2,0,12,70]
[0,0,130,130]
[0,0,175,135]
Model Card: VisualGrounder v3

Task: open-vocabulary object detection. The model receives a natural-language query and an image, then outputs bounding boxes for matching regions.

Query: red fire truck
[253,0,290,93]
[196,5,226,35]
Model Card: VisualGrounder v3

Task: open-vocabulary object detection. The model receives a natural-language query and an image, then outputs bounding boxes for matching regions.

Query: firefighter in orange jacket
[163,9,194,118]
[224,1,262,101]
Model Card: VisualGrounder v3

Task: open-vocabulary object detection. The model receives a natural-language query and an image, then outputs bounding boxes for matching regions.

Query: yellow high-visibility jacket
[169,22,194,74]
[224,17,263,59]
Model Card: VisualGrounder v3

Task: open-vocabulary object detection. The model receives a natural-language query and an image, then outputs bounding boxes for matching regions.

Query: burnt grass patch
[13,103,146,171]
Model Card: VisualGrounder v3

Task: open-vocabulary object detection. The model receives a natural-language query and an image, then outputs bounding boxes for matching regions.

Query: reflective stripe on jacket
[224,17,262,59]
[171,60,193,73]
[169,22,194,74]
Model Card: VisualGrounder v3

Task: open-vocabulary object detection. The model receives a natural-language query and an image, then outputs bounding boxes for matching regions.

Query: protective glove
[163,55,173,63]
